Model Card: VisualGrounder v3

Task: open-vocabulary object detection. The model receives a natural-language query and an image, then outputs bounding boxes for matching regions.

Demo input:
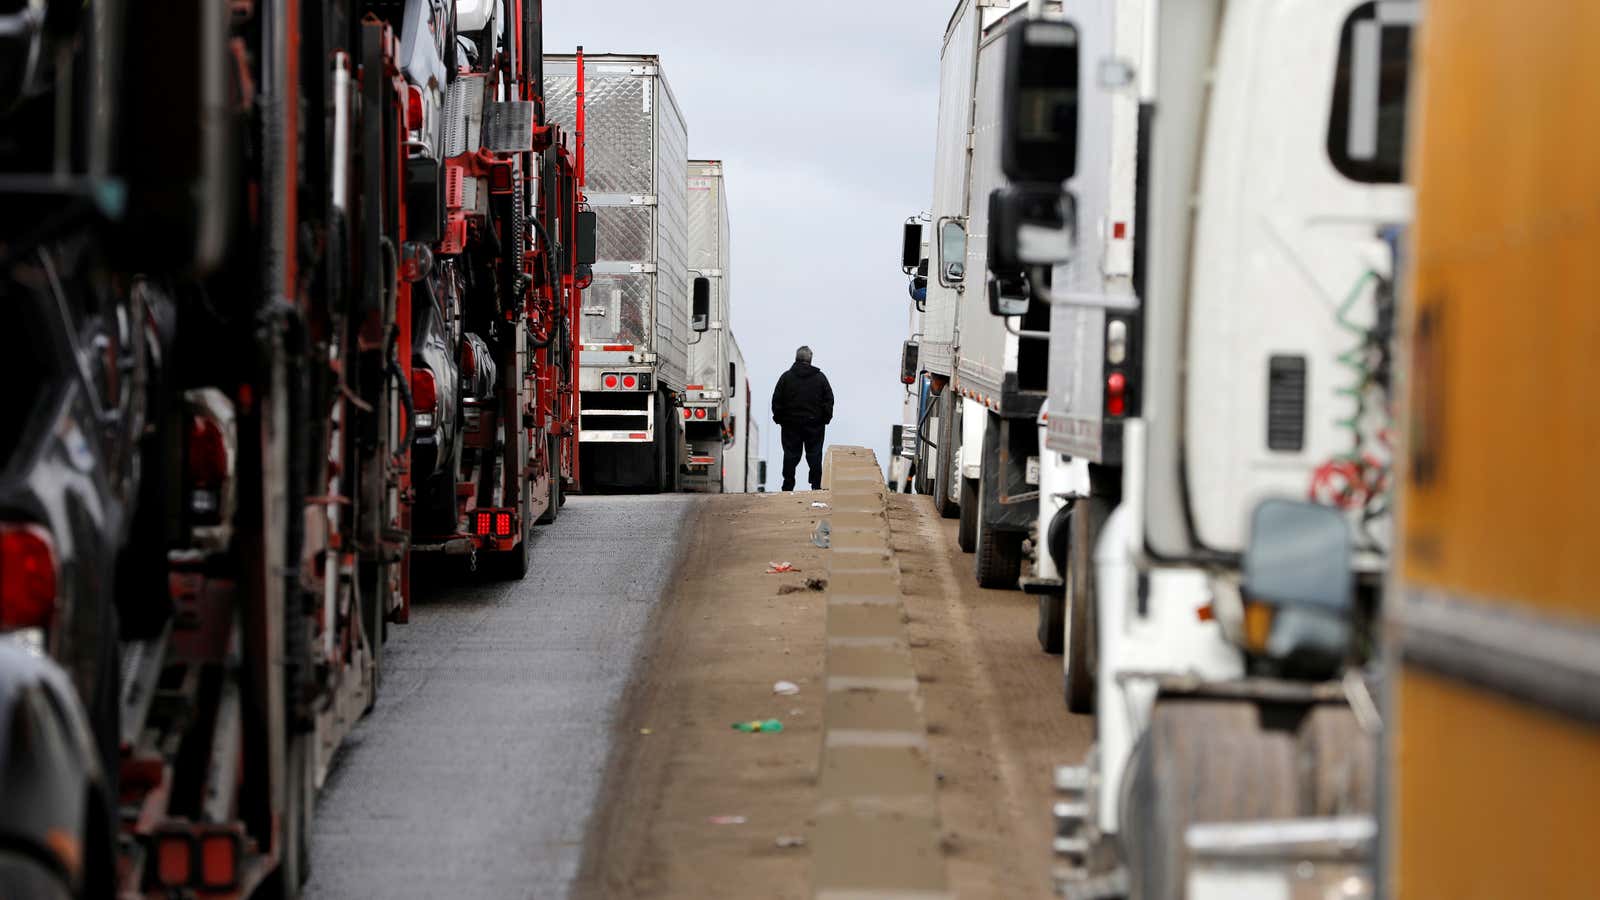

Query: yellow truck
[1389,2,1600,896]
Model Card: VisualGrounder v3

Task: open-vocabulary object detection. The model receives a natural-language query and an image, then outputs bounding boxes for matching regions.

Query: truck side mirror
[691,276,711,332]
[1241,499,1354,676]
[901,221,922,272]
[1001,18,1081,184]
[936,218,967,287]
[575,210,598,266]
[900,340,920,385]
[989,184,1075,270]
[988,274,1030,317]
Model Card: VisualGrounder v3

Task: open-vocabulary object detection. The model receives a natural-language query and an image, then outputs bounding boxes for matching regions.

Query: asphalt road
[305,494,701,900]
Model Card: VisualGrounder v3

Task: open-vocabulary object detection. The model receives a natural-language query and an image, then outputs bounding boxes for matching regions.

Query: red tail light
[476,512,492,536]
[683,408,692,419]
[694,408,707,420]
[495,513,512,536]
[412,368,438,412]
[154,834,194,888]
[622,375,637,389]
[1106,372,1127,417]
[0,524,57,631]
[198,831,240,890]
[603,374,619,389]
[406,84,425,131]
[187,416,228,488]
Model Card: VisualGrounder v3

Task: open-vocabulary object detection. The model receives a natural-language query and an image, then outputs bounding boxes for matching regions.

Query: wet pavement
[305,494,701,900]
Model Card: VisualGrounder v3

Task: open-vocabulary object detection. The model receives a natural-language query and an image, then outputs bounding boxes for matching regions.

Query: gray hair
[795,345,813,364]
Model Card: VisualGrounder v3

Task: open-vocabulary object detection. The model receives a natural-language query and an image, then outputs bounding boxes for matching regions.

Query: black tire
[1063,575,1092,712]
[1125,701,1300,900]
[957,476,978,553]
[1037,591,1065,654]
[933,391,960,518]
[265,732,312,898]
[1298,705,1377,816]
[1064,496,1108,714]
[536,436,560,526]
[974,442,1023,589]
[494,479,533,580]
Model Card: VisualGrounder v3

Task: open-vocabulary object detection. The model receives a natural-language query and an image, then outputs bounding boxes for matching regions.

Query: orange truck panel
[1395,1,1600,896]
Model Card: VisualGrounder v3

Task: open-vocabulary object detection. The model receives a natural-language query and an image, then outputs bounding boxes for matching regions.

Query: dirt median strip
[572,491,831,900]
[813,447,950,900]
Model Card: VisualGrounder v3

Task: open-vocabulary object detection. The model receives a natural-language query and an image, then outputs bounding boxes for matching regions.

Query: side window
[936,218,968,286]
[1326,1,1415,184]
[729,363,737,397]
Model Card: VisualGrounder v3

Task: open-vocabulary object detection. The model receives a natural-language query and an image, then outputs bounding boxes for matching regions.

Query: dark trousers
[780,424,826,490]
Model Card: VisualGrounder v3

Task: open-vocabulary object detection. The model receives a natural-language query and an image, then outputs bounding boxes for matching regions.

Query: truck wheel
[933,391,960,518]
[1037,590,1065,654]
[1064,496,1107,714]
[1062,575,1093,711]
[975,486,1023,589]
[1125,701,1300,900]
[957,476,978,552]
[537,436,560,525]
[264,732,312,898]
[1299,704,1376,816]
[499,480,533,579]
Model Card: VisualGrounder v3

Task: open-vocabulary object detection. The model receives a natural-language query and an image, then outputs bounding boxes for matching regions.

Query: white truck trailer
[913,0,1060,589]
[984,1,1416,895]
[682,159,734,491]
[546,53,692,492]
[722,335,761,493]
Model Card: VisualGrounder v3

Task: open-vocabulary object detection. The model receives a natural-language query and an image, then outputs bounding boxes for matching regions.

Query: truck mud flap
[984,414,1039,532]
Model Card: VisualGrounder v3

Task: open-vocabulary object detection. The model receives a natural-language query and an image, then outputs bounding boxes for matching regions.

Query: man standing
[771,345,834,490]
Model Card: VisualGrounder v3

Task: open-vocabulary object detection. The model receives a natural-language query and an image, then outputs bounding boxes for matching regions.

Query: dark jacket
[771,362,834,428]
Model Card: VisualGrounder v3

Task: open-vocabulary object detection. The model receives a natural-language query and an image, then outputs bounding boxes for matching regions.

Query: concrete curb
[812,447,949,899]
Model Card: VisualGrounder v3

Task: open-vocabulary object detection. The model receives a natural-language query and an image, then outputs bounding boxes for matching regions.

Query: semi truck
[910,0,1059,590]
[682,159,734,492]
[980,1,1417,895]
[0,1,583,895]
[1026,0,1144,716]
[1381,3,1600,896]
[546,52,693,493]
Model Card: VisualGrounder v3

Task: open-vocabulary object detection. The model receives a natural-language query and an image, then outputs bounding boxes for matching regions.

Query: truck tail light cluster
[153,827,241,891]
[1105,372,1127,417]
[600,372,645,390]
[413,368,438,431]
[682,407,709,420]
[1104,316,1136,419]
[187,413,229,522]
[0,523,57,632]
[474,509,517,538]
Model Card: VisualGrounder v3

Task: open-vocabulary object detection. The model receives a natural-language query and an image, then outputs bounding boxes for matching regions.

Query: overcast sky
[544,0,944,489]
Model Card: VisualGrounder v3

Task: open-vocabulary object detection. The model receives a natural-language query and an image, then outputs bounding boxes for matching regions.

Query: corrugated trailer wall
[686,160,730,405]
[545,54,690,390]
[1389,2,1600,896]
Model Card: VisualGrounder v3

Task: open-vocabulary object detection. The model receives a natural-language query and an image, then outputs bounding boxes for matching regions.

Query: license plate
[1025,455,1041,485]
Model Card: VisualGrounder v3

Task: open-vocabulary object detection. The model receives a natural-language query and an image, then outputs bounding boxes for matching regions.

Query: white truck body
[1063,0,1415,879]
[722,335,760,493]
[682,159,733,490]
[546,54,691,447]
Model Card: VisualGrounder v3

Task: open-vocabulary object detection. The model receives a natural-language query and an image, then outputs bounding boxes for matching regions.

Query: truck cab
[1009,0,1418,894]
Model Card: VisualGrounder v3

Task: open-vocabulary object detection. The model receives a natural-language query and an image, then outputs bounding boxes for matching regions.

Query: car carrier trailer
[0,1,584,896]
